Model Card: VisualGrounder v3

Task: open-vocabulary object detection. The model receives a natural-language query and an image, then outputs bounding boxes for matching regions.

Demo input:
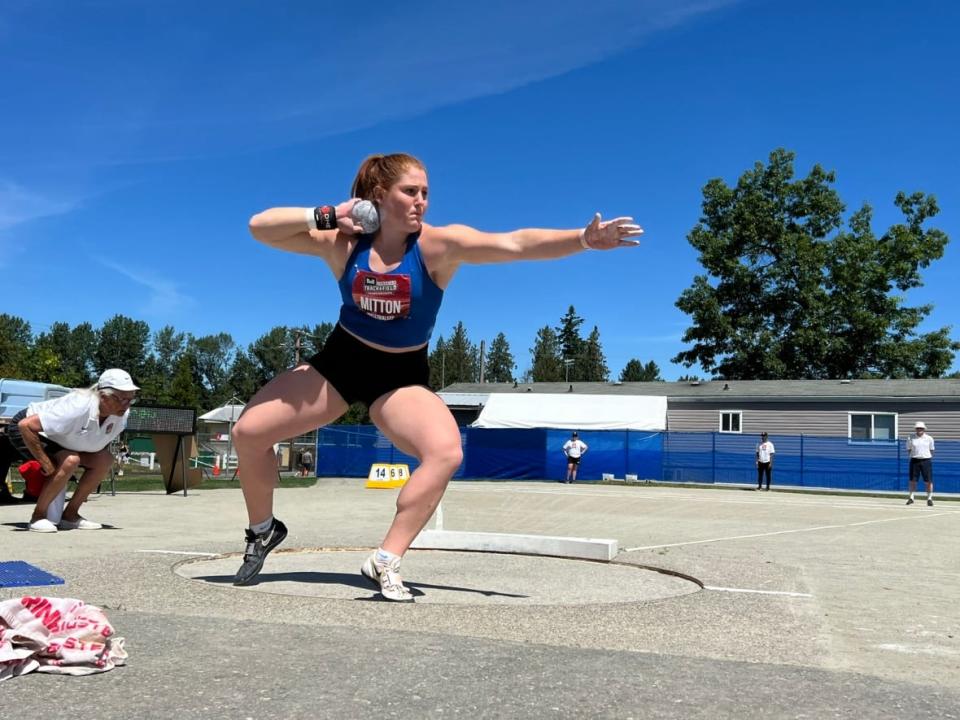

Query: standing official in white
[562,431,588,483]
[756,432,776,491]
[906,421,935,506]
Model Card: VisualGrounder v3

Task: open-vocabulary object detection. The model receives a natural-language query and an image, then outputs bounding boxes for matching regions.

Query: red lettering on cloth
[21,597,62,633]
[352,270,411,321]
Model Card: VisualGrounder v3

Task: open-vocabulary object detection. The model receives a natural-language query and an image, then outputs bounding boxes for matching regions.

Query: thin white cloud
[95,257,194,316]
[2,0,741,168]
[0,180,77,232]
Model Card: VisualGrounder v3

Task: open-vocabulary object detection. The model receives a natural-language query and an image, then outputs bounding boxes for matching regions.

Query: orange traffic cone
[213,457,221,477]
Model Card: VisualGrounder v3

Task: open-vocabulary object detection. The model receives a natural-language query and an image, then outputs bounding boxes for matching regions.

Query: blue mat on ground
[0,561,65,588]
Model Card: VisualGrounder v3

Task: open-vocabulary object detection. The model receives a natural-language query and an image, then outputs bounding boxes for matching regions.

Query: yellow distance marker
[365,463,410,489]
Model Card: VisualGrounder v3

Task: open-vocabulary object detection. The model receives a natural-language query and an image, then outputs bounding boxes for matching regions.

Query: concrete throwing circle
[176,549,700,605]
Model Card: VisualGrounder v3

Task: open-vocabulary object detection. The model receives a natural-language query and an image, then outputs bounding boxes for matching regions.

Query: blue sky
[2,0,958,380]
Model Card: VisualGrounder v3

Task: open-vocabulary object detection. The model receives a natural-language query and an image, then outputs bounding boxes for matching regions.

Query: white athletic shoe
[361,553,414,603]
[29,518,58,533]
[58,517,103,530]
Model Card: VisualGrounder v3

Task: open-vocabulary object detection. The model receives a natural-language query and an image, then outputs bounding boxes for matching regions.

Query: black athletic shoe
[905,498,914,505]
[927,498,934,507]
[233,519,288,586]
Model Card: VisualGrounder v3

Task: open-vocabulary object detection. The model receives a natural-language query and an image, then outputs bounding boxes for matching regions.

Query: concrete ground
[1,479,958,719]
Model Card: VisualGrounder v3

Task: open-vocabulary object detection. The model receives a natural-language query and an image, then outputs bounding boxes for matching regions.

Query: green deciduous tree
[33,321,97,387]
[484,332,515,383]
[0,314,32,378]
[226,349,260,401]
[337,402,371,425]
[153,326,185,378]
[96,315,150,381]
[189,333,235,408]
[620,359,662,381]
[298,322,335,358]
[168,351,204,409]
[674,149,957,379]
[823,195,957,377]
[139,325,185,402]
[250,326,296,383]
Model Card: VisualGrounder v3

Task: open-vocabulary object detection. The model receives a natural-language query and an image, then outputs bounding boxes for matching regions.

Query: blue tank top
[337,232,444,348]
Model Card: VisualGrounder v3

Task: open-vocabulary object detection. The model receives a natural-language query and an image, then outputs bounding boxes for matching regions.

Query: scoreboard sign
[126,405,196,435]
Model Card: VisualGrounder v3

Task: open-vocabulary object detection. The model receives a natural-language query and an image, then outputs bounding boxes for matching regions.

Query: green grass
[5,472,319,493]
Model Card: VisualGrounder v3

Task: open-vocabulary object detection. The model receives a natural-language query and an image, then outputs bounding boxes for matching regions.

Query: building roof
[440,379,960,404]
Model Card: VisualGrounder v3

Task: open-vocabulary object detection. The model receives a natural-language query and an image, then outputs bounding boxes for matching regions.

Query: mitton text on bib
[352,270,411,321]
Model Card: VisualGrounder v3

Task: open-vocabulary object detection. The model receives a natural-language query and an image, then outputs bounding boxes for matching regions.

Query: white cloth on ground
[0,596,127,682]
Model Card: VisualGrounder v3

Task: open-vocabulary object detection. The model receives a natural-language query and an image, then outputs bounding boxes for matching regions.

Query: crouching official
[0,369,138,532]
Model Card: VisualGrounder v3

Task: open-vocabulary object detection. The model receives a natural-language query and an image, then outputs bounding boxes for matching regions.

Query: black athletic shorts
[3,409,68,461]
[566,455,581,466]
[0,409,70,490]
[307,324,430,407]
[909,457,933,483]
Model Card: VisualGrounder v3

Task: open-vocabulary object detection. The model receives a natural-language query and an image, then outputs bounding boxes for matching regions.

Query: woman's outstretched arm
[423,212,643,280]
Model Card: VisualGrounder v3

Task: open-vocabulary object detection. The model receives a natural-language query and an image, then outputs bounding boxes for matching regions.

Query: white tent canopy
[198,404,245,423]
[470,394,667,431]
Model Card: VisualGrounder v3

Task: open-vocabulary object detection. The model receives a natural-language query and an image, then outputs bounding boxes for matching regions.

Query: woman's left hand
[582,213,644,250]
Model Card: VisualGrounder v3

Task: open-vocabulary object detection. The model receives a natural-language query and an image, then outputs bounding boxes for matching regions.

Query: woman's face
[377,167,428,232]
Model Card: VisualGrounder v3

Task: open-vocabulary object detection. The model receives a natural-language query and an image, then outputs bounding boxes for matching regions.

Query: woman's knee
[231,414,273,449]
[423,443,463,475]
[60,454,81,472]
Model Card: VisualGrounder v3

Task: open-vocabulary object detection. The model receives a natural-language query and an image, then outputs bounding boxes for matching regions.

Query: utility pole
[564,358,574,383]
[478,339,485,383]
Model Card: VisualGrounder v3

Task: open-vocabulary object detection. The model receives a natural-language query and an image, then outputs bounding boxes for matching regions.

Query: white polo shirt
[907,433,935,459]
[26,391,129,453]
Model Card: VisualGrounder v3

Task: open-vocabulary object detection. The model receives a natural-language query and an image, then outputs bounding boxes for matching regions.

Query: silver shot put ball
[351,200,380,233]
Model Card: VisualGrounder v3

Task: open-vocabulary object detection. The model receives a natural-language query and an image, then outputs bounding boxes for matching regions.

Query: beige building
[440,379,960,440]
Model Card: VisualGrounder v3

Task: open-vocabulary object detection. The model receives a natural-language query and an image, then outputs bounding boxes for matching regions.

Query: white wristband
[579,230,591,250]
[305,207,318,231]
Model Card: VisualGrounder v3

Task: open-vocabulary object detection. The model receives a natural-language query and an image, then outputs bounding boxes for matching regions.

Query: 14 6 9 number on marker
[366,463,410,488]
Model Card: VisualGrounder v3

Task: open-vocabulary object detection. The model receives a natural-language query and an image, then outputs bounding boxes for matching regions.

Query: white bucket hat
[914,421,926,430]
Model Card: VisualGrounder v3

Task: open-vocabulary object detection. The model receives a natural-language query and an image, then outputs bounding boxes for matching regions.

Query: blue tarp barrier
[314,426,959,493]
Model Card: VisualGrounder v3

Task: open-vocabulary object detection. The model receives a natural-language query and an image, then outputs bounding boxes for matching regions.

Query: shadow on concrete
[2,521,121,532]
[194,570,529,599]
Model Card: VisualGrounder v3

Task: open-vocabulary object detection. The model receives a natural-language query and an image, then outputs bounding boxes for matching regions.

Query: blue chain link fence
[315,426,959,494]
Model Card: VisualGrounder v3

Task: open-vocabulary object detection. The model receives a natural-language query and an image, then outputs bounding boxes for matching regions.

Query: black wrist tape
[314,205,337,231]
